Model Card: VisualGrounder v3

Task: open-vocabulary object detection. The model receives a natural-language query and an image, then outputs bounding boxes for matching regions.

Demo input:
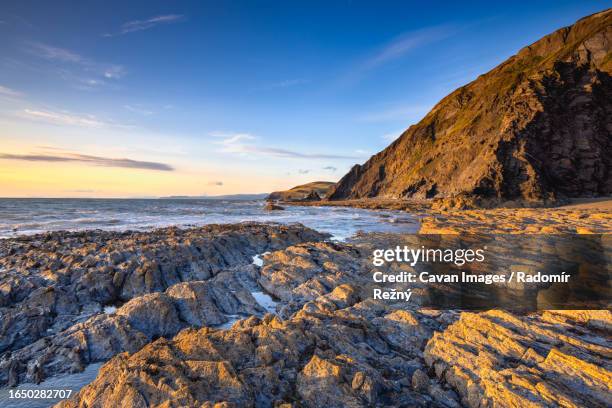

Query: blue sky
[0,0,608,197]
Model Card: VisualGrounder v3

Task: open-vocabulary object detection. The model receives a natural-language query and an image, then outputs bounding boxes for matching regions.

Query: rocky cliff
[328,10,612,204]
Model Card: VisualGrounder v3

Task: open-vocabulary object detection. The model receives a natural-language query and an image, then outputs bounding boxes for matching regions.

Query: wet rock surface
[51,233,611,408]
[0,223,328,387]
[264,202,285,211]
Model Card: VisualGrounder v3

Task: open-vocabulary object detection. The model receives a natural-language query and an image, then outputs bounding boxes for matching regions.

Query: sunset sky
[0,0,605,197]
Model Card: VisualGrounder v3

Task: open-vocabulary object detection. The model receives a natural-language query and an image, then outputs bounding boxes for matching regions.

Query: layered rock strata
[55,238,611,408]
[0,223,328,386]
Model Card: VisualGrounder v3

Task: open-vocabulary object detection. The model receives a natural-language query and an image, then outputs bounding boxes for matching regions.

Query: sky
[0,0,608,197]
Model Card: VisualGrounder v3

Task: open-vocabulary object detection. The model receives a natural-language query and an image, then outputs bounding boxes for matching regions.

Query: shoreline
[281,197,612,234]
[0,223,328,389]
[0,199,420,241]
[2,196,610,241]
[280,196,612,210]
[0,218,609,407]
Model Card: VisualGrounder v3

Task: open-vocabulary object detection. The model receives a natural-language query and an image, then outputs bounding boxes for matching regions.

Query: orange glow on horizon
[0,161,290,198]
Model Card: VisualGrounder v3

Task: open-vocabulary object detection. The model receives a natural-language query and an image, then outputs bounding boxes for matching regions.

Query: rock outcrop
[268,181,336,202]
[0,223,328,386]
[329,10,612,204]
[57,286,454,408]
[264,202,285,211]
[424,310,612,408]
[419,206,612,234]
[55,238,612,408]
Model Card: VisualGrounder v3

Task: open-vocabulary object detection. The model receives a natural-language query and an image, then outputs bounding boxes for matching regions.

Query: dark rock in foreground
[0,223,328,387]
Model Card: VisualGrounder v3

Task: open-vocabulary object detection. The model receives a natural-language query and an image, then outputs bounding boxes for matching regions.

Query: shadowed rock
[0,223,328,386]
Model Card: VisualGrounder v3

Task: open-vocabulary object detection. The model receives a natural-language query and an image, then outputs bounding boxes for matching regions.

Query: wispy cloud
[24,42,126,87]
[104,14,185,37]
[78,78,105,89]
[0,85,22,97]
[28,42,83,63]
[0,151,173,171]
[366,26,452,69]
[211,132,256,152]
[344,25,455,84]
[323,166,337,172]
[211,132,357,160]
[20,108,127,128]
[208,181,223,186]
[298,169,310,174]
[1,14,33,28]
[103,65,126,79]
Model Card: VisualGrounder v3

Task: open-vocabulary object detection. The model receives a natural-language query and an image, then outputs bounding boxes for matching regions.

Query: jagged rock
[0,224,328,387]
[412,369,429,392]
[328,10,612,204]
[56,286,440,408]
[424,310,612,408]
[301,190,322,201]
[264,202,285,211]
[258,241,369,312]
[0,224,608,408]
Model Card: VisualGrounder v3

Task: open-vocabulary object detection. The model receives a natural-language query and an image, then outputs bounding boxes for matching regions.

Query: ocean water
[0,198,418,240]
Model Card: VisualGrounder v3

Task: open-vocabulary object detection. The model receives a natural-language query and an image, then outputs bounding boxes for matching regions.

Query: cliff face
[329,10,612,203]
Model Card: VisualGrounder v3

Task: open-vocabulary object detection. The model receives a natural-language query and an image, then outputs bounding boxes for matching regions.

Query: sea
[0,198,419,241]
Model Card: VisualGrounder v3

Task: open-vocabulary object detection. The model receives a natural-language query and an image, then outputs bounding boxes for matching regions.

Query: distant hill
[161,193,269,200]
[329,10,612,205]
[267,181,336,201]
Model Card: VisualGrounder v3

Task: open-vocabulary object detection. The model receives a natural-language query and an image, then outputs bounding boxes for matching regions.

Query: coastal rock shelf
[419,207,612,234]
[0,223,328,387]
[52,237,611,408]
[0,222,610,407]
[425,310,612,408]
[57,286,453,408]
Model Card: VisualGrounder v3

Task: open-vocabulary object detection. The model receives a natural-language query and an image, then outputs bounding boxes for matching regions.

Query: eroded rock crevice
[0,223,328,387]
[50,237,611,408]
